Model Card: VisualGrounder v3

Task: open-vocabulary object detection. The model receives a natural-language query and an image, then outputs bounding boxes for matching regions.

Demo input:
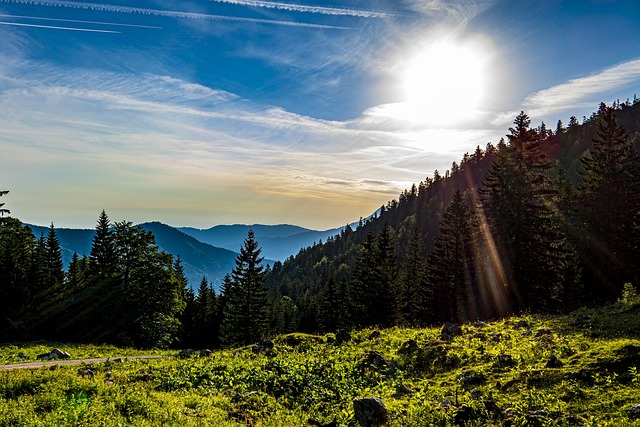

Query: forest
[1,99,640,349]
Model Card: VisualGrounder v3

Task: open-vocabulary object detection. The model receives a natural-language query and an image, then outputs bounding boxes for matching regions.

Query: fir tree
[89,210,116,276]
[220,229,268,347]
[45,223,64,289]
[399,228,431,325]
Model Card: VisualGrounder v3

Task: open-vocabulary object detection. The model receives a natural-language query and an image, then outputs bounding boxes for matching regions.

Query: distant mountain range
[27,222,342,290]
[179,224,343,261]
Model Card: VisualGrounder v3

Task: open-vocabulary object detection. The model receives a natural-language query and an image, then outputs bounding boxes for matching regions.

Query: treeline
[2,100,640,348]
[265,101,640,333]
[0,205,274,348]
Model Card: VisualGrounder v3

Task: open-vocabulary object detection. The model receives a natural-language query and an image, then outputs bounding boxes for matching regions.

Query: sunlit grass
[0,302,639,426]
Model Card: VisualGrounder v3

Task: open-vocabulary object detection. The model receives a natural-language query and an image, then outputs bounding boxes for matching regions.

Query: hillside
[1,300,639,426]
[179,223,344,261]
[28,222,238,290]
[265,100,640,332]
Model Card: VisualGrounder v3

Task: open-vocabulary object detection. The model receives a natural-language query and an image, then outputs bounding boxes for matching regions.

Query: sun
[390,36,494,126]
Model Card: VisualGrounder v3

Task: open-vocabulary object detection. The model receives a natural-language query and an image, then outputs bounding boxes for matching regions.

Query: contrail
[0,0,352,29]
[0,20,120,32]
[207,0,392,18]
[0,13,163,28]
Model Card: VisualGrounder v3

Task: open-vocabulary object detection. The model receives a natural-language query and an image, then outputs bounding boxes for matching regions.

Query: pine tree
[480,112,574,313]
[89,210,116,277]
[429,190,477,322]
[220,229,268,347]
[399,228,431,325]
[45,223,64,289]
[578,103,640,298]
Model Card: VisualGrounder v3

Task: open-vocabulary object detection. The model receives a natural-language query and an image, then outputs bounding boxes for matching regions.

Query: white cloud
[0,0,350,29]
[207,0,392,18]
[523,58,640,117]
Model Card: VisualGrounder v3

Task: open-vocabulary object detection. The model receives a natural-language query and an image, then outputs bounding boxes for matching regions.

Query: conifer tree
[89,210,116,277]
[0,190,9,218]
[220,229,267,346]
[578,103,640,297]
[429,190,477,322]
[399,228,431,325]
[45,223,64,289]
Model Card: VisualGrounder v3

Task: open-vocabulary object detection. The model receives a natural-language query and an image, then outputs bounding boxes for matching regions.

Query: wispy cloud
[0,20,120,32]
[207,0,392,18]
[0,13,163,28]
[523,58,640,117]
[0,0,351,29]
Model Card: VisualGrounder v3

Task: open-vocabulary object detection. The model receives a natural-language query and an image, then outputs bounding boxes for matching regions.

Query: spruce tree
[45,223,64,289]
[89,210,116,277]
[578,103,640,298]
[220,229,268,347]
[429,190,477,322]
[399,228,431,325]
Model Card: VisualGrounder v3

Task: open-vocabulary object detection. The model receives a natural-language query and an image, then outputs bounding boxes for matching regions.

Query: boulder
[629,403,640,419]
[200,349,213,357]
[353,397,388,426]
[546,354,563,368]
[50,348,70,359]
[368,330,381,340]
[178,349,196,358]
[397,339,418,355]
[441,322,463,341]
[459,369,486,386]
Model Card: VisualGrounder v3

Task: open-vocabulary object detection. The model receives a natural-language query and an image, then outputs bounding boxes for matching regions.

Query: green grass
[1,303,639,426]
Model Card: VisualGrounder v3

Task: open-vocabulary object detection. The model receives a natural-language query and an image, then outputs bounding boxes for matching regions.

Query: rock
[353,397,388,426]
[17,352,29,360]
[441,322,463,342]
[629,403,640,419]
[106,371,113,379]
[364,351,387,368]
[79,369,94,379]
[572,315,592,328]
[454,406,476,425]
[397,339,418,355]
[546,354,563,368]
[200,349,213,357]
[50,348,70,359]
[368,330,381,340]
[493,353,516,369]
[459,369,486,386]
[515,320,530,329]
[336,329,351,345]
[178,349,196,358]
[252,339,275,354]
[37,348,71,361]
[535,328,552,337]
[473,320,487,328]
[111,358,124,363]
[104,380,115,386]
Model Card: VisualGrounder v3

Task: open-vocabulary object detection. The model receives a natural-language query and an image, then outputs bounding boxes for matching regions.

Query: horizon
[2,0,640,230]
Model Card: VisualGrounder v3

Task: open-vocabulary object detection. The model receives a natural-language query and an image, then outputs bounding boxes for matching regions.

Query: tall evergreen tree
[45,223,64,289]
[220,229,268,347]
[399,228,431,325]
[578,103,640,298]
[429,190,477,322]
[89,210,116,277]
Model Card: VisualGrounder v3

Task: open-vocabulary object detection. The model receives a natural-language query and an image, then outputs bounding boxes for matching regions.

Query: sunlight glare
[395,36,493,126]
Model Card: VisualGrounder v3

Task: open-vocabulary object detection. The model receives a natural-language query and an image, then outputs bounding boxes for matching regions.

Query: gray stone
[50,348,71,359]
[441,322,463,341]
[353,397,388,426]
[629,403,640,419]
[178,349,196,358]
[200,349,213,357]
[546,354,563,368]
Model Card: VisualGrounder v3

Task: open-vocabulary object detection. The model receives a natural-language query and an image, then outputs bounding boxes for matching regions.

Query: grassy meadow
[1,299,639,426]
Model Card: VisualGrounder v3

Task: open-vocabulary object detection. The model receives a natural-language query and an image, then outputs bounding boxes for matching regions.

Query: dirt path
[0,355,163,371]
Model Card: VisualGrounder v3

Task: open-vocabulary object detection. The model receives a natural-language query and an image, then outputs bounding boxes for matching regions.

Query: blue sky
[1,0,639,230]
